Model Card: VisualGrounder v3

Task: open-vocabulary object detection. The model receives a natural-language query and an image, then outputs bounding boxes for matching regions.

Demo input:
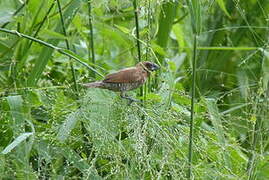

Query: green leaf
[144,93,162,102]
[97,21,132,49]
[0,9,13,25]
[41,29,69,40]
[4,96,35,178]
[27,0,81,86]
[151,43,166,56]
[1,132,33,154]
[26,90,43,107]
[57,111,80,142]
[236,70,249,99]
[156,1,178,62]
[216,0,231,18]
[186,0,202,34]
[0,40,10,55]
[205,98,232,169]
[172,24,185,52]
[6,95,25,136]
[59,147,101,179]
[114,24,130,34]
[262,49,269,91]
[60,49,104,77]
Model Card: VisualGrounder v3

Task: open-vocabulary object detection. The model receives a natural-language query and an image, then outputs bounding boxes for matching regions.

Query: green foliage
[156,0,178,63]
[0,0,269,179]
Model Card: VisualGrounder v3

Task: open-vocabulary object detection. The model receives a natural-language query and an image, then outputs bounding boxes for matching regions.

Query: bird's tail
[83,81,104,88]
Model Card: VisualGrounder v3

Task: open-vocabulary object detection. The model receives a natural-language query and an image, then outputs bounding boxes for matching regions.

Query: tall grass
[87,0,96,79]
[0,28,103,77]
[185,0,201,178]
[56,0,78,93]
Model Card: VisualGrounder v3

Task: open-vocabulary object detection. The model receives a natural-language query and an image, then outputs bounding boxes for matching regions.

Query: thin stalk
[197,46,263,50]
[247,26,269,178]
[247,103,266,180]
[187,34,198,179]
[133,0,143,97]
[9,23,20,89]
[33,1,72,27]
[56,0,78,93]
[133,0,142,62]
[88,0,96,78]
[29,1,56,48]
[166,46,268,51]
[145,0,151,62]
[145,0,151,99]
[186,0,201,176]
[0,28,104,77]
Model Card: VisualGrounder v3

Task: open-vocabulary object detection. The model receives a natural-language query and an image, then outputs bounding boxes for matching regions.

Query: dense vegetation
[0,0,269,179]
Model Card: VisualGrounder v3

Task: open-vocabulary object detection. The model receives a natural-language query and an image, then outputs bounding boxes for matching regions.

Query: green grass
[1,0,269,179]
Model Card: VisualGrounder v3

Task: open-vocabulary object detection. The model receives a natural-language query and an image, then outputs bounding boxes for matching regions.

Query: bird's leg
[120,92,139,105]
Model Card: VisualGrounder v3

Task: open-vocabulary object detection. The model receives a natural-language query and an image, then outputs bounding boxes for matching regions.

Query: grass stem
[88,0,96,78]
[0,28,104,77]
[133,0,143,98]
[187,34,198,179]
[56,0,78,94]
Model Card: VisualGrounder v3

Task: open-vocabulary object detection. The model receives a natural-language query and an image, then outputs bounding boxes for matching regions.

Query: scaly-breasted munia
[83,61,159,103]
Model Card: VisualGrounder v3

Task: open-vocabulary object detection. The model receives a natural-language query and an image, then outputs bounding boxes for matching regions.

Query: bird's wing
[103,67,145,83]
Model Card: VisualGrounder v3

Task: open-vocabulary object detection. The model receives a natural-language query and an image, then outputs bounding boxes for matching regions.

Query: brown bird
[83,61,159,103]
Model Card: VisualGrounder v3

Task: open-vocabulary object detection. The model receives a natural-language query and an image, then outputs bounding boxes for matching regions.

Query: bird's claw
[121,96,140,105]
[127,97,140,105]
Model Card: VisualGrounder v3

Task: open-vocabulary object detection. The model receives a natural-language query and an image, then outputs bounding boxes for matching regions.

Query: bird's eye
[146,63,152,68]
[142,62,159,71]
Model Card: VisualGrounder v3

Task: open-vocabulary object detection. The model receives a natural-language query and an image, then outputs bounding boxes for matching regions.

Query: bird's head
[137,61,160,72]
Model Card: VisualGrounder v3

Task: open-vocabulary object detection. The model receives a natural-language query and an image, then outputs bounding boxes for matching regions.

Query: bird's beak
[152,64,160,71]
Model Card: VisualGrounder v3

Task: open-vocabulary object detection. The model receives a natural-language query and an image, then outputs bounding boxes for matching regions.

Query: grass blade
[6,95,25,136]
[27,0,81,86]
[57,111,80,142]
[1,132,33,154]
[205,98,231,170]
[132,0,144,98]
[56,0,78,93]
[59,147,101,179]
[186,0,201,178]
[156,1,178,63]
[6,95,36,178]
